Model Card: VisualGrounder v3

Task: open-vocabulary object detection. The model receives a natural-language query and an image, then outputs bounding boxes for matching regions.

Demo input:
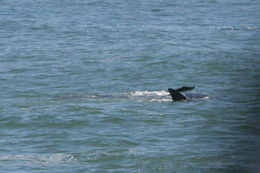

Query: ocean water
[0,0,259,172]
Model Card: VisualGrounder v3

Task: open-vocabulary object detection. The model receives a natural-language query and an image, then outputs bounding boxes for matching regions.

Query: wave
[0,153,76,166]
[209,26,258,31]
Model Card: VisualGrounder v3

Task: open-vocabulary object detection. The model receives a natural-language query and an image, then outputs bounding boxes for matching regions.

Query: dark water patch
[101,116,125,124]
[150,8,164,12]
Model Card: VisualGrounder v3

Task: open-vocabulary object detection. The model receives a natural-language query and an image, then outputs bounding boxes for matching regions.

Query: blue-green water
[0,0,259,172]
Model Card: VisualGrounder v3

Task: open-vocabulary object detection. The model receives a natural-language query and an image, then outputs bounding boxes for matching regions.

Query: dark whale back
[168,87,209,101]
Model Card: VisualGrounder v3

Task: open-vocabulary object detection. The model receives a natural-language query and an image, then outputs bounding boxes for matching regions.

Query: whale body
[168,87,209,101]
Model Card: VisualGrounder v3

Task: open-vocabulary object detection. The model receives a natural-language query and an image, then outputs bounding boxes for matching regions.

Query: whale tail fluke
[168,88,187,101]
[176,86,195,92]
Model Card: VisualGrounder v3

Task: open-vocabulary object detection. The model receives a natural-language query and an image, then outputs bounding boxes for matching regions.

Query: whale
[168,86,210,101]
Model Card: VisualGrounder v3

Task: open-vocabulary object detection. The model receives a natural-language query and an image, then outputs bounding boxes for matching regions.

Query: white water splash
[57,90,172,102]
[129,90,169,97]
[150,98,172,102]
[127,90,171,102]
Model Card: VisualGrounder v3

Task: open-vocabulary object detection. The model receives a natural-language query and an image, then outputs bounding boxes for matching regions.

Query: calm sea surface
[0,0,259,172]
